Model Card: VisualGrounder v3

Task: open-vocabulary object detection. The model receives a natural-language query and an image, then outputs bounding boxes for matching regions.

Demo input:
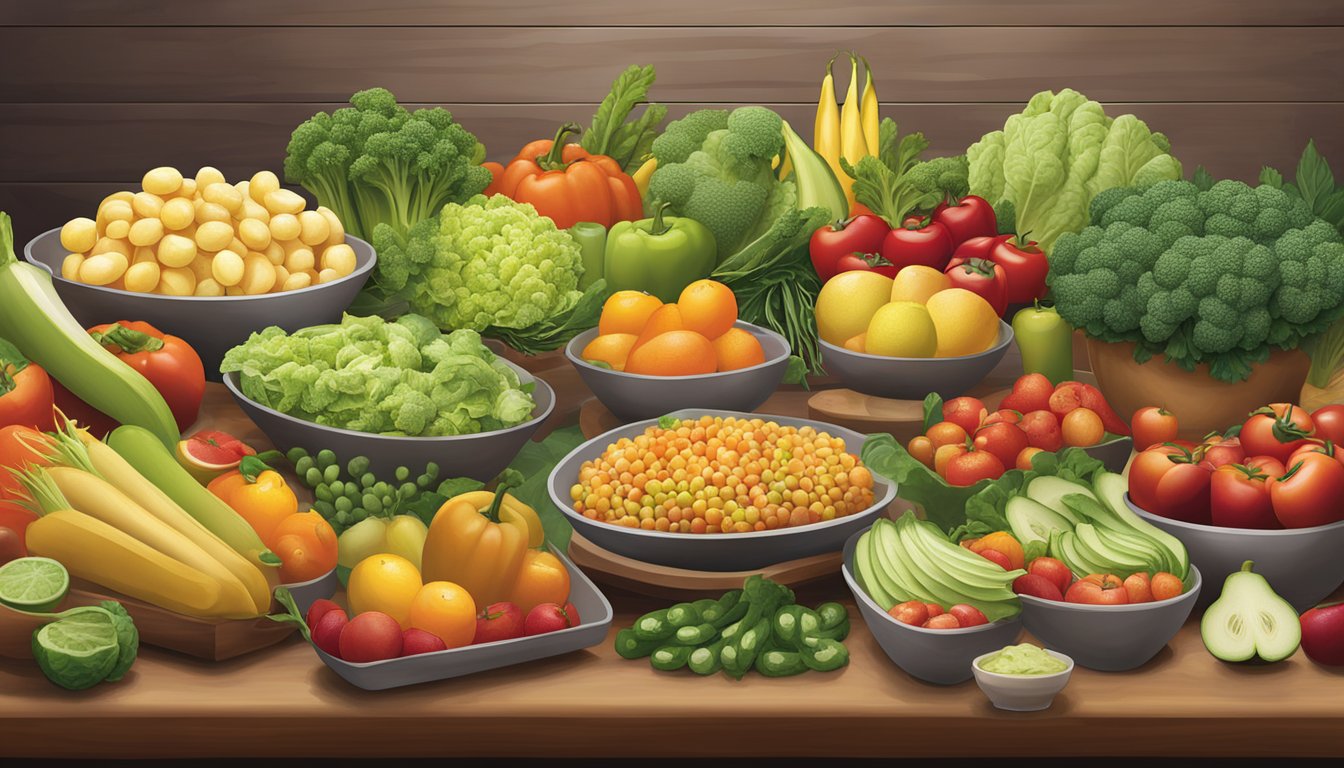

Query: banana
[813,55,841,165]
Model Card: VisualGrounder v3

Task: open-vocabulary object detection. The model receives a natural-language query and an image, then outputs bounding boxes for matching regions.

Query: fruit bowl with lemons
[566,281,792,422]
[816,268,1013,400]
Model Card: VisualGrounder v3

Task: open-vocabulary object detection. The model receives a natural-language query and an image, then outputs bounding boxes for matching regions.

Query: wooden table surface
[3,348,1344,759]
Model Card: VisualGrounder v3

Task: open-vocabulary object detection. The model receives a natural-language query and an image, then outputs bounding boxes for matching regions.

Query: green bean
[688,638,726,676]
[632,609,675,642]
[614,629,661,659]
[650,645,693,672]
[756,648,808,677]
[816,602,849,631]
[800,638,849,673]
[665,603,701,628]
[673,623,717,646]
[690,598,722,625]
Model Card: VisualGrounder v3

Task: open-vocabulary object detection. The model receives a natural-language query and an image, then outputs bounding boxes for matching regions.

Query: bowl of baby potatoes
[24,165,376,377]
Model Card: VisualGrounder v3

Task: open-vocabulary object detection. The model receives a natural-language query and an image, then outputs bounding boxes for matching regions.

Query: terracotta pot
[1086,338,1309,440]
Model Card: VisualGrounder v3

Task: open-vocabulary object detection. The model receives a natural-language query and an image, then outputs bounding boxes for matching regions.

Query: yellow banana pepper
[859,55,880,157]
[631,157,657,199]
[421,486,536,606]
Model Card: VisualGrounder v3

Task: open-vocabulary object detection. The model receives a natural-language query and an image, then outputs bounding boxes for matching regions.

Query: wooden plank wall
[2,0,1342,243]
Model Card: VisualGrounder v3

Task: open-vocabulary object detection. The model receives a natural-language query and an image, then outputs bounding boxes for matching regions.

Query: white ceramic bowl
[972,647,1075,711]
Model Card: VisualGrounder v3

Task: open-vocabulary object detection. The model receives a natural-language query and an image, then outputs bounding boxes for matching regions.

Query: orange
[409,581,477,649]
[580,333,638,371]
[677,279,737,340]
[625,330,717,376]
[712,327,766,371]
[632,303,684,350]
[843,333,866,353]
[598,290,663,336]
[346,553,422,629]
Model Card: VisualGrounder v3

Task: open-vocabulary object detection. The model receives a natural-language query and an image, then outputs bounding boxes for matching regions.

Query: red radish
[338,611,403,662]
[1027,557,1073,594]
[474,601,525,644]
[978,548,1013,570]
[1019,410,1064,451]
[923,614,961,629]
[401,628,448,656]
[1013,573,1065,601]
[524,602,580,636]
[949,604,988,627]
[311,608,349,658]
[305,598,343,629]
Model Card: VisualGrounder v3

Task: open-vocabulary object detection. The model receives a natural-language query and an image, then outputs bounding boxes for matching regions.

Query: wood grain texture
[3,27,1341,104]
[4,0,1343,26]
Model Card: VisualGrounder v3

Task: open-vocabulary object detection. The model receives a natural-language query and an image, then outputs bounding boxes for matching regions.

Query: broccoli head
[905,155,970,208]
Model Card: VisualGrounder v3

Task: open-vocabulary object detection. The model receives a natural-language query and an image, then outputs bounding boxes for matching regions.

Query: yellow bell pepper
[421,486,534,606]
[206,456,298,549]
[443,489,544,547]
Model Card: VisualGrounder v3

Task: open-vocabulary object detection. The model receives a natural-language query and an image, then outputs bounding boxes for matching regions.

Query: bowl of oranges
[24,166,376,376]
[565,280,791,422]
[814,268,1013,401]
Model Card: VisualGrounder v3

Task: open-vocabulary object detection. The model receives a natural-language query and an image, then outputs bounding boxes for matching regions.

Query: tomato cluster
[908,374,1129,486]
[1010,556,1185,605]
[1129,403,1344,529]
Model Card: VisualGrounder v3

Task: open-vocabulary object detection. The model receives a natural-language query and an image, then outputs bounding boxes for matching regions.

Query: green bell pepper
[603,202,716,303]
[568,222,608,290]
[1012,301,1074,384]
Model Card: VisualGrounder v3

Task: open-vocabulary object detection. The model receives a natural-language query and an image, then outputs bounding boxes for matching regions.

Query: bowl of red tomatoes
[1125,402,1344,610]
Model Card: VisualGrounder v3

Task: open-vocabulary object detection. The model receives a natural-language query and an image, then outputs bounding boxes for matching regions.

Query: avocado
[1092,472,1190,578]
[1006,496,1073,549]
[853,529,895,610]
[1103,527,1175,574]
[1073,523,1151,575]
[1201,561,1301,663]
[871,522,924,606]
[1025,476,1093,525]
[904,516,1020,596]
[892,516,980,608]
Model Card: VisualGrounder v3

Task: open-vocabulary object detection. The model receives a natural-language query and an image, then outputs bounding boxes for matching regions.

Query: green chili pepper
[800,637,850,673]
[673,623,718,646]
[603,202,717,302]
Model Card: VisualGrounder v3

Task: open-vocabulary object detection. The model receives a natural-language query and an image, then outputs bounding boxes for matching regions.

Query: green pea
[358,472,375,489]
[416,474,432,489]
[286,447,308,465]
[334,496,353,514]
[327,480,344,497]
[424,462,439,481]
[322,464,340,484]
[399,482,417,499]
[305,467,324,487]
[314,485,334,503]
[335,510,351,526]
[347,456,370,477]
[316,449,337,469]
[395,466,410,482]
[293,456,314,478]
[313,500,335,518]
[363,494,383,515]
[350,507,368,522]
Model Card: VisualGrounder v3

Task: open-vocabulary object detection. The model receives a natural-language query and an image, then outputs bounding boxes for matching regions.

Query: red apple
[338,611,403,662]
[311,608,348,658]
[978,548,1013,570]
[1013,573,1065,601]
[949,604,988,627]
[523,602,580,636]
[1028,556,1074,594]
[924,602,945,617]
[1301,602,1344,666]
[305,598,343,629]
[474,601,525,644]
[923,614,961,630]
[401,628,448,656]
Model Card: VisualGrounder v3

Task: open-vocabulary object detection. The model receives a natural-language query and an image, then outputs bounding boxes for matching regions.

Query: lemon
[815,271,894,345]
[864,301,938,357]
[925,288,1001,357]
[347,553,422,629]
[890,265,951,304]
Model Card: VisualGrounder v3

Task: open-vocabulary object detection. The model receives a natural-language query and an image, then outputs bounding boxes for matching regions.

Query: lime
[0,557,70,612]
[32,609,120,690]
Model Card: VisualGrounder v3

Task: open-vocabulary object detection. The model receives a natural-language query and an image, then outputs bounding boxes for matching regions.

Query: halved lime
[0,557,70,612]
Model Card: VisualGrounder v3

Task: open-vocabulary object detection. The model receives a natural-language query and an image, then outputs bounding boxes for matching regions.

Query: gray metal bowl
[223,360,554,481]
[1083,435,1133,474]
[311,545,612,691]
[279,568,339,617]
[820,320,1014,400]
[1018,567,1202,672]
[548,409,895,571]
[24,227,376,379]
[565,321,790,422]
[1127,494,1344,611]
[841,530,1023,685]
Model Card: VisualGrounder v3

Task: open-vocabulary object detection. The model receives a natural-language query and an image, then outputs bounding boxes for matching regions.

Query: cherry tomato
[949,604,989,628]
[924,613,962,629]
[1311,404,1344,444]
[1128,444,1213,524]
[1267,452,1344,528]
[1210,458,1282,530]
[1123,572,1154,603]
[1199,435,1245,471]
[972,422,1029,469]
[925,420,968,448]
[1061,407,1104,447]
[1019,410,1063,451]
[1151,572,1185,601]
[943,447,1006,486]
[888,600,928,626]
[941,396,987,435]
[982,409,1023,427]
[1132,406,1179,451]
[880,218,954,271]
[932,195,998,246]
[1065,574,1130,605]
[1016,446,1045,470]
[1240,403,1314,463]
[933,443,968,476]
[907,435,935,468]
[1027,557,1073,594]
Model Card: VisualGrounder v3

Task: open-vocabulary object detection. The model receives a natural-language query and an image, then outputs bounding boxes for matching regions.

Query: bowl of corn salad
[548,411,896,571]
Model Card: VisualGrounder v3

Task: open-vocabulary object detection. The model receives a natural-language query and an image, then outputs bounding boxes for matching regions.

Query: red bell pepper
[809,214,890,281]
[943,257,1007,316]
[932,195,997,246]
[991,234,1049,304]
[0,338,53,431]
[880,217,954,272]
[53,321,205,435]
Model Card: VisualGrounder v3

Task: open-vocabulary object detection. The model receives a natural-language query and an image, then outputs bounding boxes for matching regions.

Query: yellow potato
[269,213,300,241]
[101,199,134,223]
[297,210,330,246]
[237,219,272,252]
[239,254,277,294]
[132,246,157,264]
[194,166,226,190]
[99,190,134,210]
[317,268,340,284]
[280,237,308,255]
[283,247,314,273]
[60,218,97,253]
[321,243,357,276]
[254,248,281,267]
[157,234,198,268]
[158,267,196,296]
[225,286,245,297]
[127,217,164,247]
[188,256,214,282]
[248,171,279,204]
[194,278,225,297]
[160,197,195,230]
[211,250,245,286]
[263,189,305,216]
[104,219,130,239]
[241,199,270,223]
[203,182,243,214]
[142,166,183,196]
[79,252,129,286]
[61,253,85,281]
[194,200,231,224]
[132,192,165,218]
[317,206,345,247]
[195,220,235,252]
[176,178,198,199]
[228,236,247,255]
[263,240,285,265]
[282,271,312,291]
[124,261,161,293]
[92,236,131,258]
[272,265,290,290]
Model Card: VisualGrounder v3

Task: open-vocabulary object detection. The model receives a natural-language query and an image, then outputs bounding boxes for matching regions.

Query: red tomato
[1210,459,1282,530]
[1289,440,1344,469]
[1013,573,1064,601]
[941,396,988,435]
[888,600,929,626]
[1128,444,1213,524]
[932,196,998,246]
[923,614,962,629]
[1019,410,1064,451]
[1311,405,1344,445]
[972,422,1029,469]
[832,251,896,277]
[924,602,945,617]
[1240,404,1314,463]
[809,214,891,281]
[1065,574,1130,605]
[990,234,1049,305]
[0,345,54,432]
[949,603,989,628]
[880,218,954,272]
[1131,406,1179,451]
[933,443,968,477]
[1123,572,1154,603]
[983,409,1023,428]
[1267,452,1344,528]
[943,447,1006,486]
[1199,436,1245,471]
[1027,557,1073,595]
[951,234,1011,263]
[943,257,1008,316]
[999,373,1054,414]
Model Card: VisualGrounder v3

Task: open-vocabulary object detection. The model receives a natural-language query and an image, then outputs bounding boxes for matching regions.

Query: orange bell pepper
[509,549,571,612]
[421,484,531,606]
[207,456,298,548]
[485,123,643,229]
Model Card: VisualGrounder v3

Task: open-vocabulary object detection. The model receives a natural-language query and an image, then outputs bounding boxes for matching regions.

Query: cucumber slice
[1025,476,1094,525]
[1093,472,1190,578]
[1006,496,1074,549]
